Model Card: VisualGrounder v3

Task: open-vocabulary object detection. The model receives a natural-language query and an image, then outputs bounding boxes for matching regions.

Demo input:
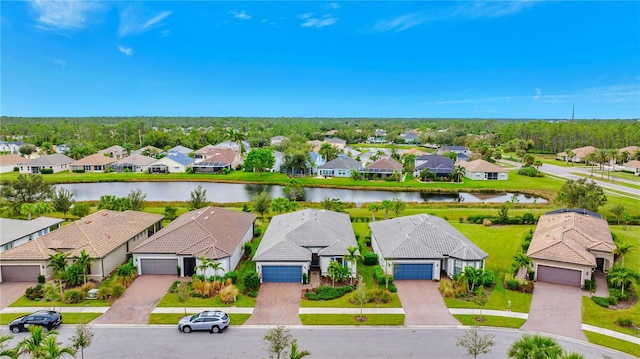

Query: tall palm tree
[48,252,69,299]
[367,203,379,221]
[585,152,597,176]
[344,246,361,284]
[318,142,337,162]
[596,149,609,178]
[381,200,393,220]
[209,261,225,279]
[507,334,562,359]
[613,243,634,267]
[453,165,465,183]
[73,249,96,284]
[566,149,576,165]
[196,255,212,277]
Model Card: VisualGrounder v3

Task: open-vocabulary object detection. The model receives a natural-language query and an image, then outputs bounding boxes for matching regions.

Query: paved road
[5,325,633,359]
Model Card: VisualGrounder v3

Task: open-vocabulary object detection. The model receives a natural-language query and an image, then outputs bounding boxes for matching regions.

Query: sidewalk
[582,324,640,345]
[0,307,109,314]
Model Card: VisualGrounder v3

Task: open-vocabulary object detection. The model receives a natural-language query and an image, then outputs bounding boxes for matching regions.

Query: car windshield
[190,315,198,321]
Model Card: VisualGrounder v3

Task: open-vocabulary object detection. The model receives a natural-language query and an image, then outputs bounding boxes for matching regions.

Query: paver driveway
[245,283,302,325]
[395,280,459,326]
[92,275,176,325]
[0,282,35,309]
[521,282,587,341]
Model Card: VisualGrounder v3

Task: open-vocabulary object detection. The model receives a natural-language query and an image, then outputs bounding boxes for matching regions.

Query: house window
[454,260,463,275]
[331,257,345,266]
[84,165,91,171]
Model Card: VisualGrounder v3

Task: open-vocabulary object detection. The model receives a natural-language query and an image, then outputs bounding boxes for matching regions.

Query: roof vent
[204,217,208,220]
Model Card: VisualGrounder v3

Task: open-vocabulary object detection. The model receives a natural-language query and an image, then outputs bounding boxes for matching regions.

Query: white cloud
[118,45,133,56]
[231,10,251,20]
[299,12,313,20]
[301,17,338,28]
[119,7,172,37]
[52,59,66,66]
[326,3,341,10]
[371,13,425,33]
[534,88,542,101]
[29,0,102,31]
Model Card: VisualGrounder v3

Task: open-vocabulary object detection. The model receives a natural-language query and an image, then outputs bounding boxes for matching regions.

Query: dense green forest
[1,117,638,155]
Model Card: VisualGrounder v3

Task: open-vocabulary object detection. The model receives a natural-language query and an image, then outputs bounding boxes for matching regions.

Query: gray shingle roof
[253,209,357,261]
[369,214,487,261]
[21,153,74,166]
[1,217,63,246]
[318,157,362,170]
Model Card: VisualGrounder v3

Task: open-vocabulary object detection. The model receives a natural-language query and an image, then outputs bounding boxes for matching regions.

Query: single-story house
[556,146,598,163]
[98,145,127,159]
[1,217,63,253]
[527,209,616,287]
[70,153,117,173]
[0,210,163,282]
[191,148,242,173]
[413,155,454,178]
[437,146,470,156]
[457,159,508,180]
[131,207,256,277]
[214,140,252,154]
[400,132,420,144]
[270,136,288,146]
[401,148,428,157]
[19,154,74,174]
[623,160,640,175]
[148,152,194,174]
[618,146,639,162]
[325,137,347,150]
[362,157,403,179]
[167,145,193,155]
[369,214,488,280]
[367,129,387,143]
[0,154,25,173]
[317,157,362,178]
[253,209,358,283]
[308,152,326,174]
[110,154,156,173]
[131,145,164,158]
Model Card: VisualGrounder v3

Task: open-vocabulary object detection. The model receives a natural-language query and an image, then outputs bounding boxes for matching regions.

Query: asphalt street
[5,325,634,359]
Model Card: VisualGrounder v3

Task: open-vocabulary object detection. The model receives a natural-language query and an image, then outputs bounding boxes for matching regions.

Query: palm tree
[566,149,576,165]
[607,267,639,296]
[507,334,563,359]
[381,200,393,220]
[512,252,532,278]
[16,326,58,359]
[318,142,337,162]
[289,341,311,359]
[0,331,17,359]
[453,165,465,183]
[344,246,361,284]
[48,252,69,299]
[73,249,96,284]
[367,203,379,221]
[596,149,609,178]
[613,243,634,267]
[585,152,597,176]
[225,129,246,156]
[40,335,75,359]
[560,352,585,359]
[209,261,225,280]
[196,255,212,277]
[462,266,483,292]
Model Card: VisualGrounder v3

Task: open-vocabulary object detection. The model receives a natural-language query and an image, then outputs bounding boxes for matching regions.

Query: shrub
[63,289,85,304]
[246,291,257,298]
[522,213,536,224]
[40,168,53,174]
[366,288,393,304]
[169,280,181,293]
[243,242,252,256]
[519,280,535,293]
[608,287,630,302]
[72,169,85,173]
[592,296,610,308]
[79,282,95,293]
[517,166,538,177]
[304,285,355,301]
[364,235,372,246]
[37,274,45,284]
[505,278,520,290]
[97,286,111,300]
[13,166,18,172]
[607,296,619,306]
[363,252,378,266]
[243,271,260,293]
[617,317,634,327]
[482,218,493,226]
[224,270,238,284]
[111,285,125,298]
[583,279,597,292]
[302,272,309,284]
[482,270,496,287]
[219,284,239,304]
[388,283,397,292]
[25,284,44,300]
[373,266,393,287]
[254,228,262,237]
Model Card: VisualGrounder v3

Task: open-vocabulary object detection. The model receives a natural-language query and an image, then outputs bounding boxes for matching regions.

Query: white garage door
[1,265,40,282]
[140,259,178,275]
[537,265,581,287]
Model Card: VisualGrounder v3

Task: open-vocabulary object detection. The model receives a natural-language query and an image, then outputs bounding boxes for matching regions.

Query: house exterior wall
[19,163,70,174]
[623,165,640,175]
[444,258,484,278]
[228,225,254,270]
[532,259,592,287]
[319,256,356,278]
[464,170,508,181]
[1,226,57,253]
[132,253,178,275]
[70,164,110,173]
[100,244,128,279]
[194,257,231,277]
[0,164,19,173]
[255,261,309,283]
[152,157,187,173]
[0,260,48,282]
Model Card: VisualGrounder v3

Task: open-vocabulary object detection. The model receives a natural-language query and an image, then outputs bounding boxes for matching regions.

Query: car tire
[41,326,49,333]
[182,326,191,333]
[11,327,20,334]
[210,326,220,334]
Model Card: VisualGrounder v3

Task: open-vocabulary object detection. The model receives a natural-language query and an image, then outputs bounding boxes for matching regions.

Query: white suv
[177,310,230,334]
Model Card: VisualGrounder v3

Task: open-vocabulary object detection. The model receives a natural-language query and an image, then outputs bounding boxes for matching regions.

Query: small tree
[456,326,495,359]
[555,178,607,212]
[71,323,94,359]
[127,188,147,211]
[367,203,379,221]
[252,191,272,219]
[353,276,368,321]
[263,326,293,359]
[176,282,190,315]
[390,198,406,217]
[271,197,291,214]
[70,203,91,218]
[51,187,75,220]
[282,179,304,202]
[164,205,178,221]
[613,242,634,267]
[381,200,393,220]
[473,286,489,322]
[189,184,209,210]
[243,147,275,176]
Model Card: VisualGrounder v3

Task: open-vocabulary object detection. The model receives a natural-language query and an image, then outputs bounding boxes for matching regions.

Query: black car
[9,310,63,333]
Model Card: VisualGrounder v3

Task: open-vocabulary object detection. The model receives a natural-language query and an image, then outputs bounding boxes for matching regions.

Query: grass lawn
[582,297,640,336]
[148,313,250,325]
[453,314,525,328]
[299,314,404,325]
[583,331,640,357]
[611,226,640,272]
[300,292,401,308]
[9,296,111,307]
[0,313,102,325]
[156,293,255,307]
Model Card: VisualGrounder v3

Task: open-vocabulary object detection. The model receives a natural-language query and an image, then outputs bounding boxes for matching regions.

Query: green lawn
[611,225,640,272]
[444,280,532,313]
[583,331,640,357]
[453,314,525,328]
[9,296,111,307]
[148,313,250,325]
[0,313,102,325]
[582,297,640,336]
[300,292,401,308]
[156,293,255,307]
[299,314,404,325]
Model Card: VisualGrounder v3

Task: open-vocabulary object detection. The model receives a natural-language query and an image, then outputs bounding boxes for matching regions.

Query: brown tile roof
[112,154,156,166]
[527,211,616,266]
[131,207,256,260]
[0,210,163,260]
[72,153,118,166]
[619,146,639,154]
[194,144,217,154]
[402,148,428,156]
[558,146,598,158]
[200,148,239,164]
[365,158,403,171]
[0,154,26,166]
[457,159,507,173]
[624,160,640,169]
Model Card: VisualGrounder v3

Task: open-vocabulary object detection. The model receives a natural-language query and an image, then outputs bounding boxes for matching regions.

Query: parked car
[9,310,63,333]
[177,310,230,334]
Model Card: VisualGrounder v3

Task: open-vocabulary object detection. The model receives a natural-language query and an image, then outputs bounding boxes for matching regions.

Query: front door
[596,258,604,271]
[184,257,196,277]
[311,253,319,268]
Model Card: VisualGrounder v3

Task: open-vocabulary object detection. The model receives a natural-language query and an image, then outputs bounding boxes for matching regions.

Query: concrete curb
[448,308,529,319]
[582,324,640,345]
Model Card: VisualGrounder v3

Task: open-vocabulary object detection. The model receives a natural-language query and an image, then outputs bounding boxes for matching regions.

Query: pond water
[57,182,547,205]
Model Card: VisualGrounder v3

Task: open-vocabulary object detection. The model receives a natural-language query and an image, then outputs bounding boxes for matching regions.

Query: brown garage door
[537,265,581,287]
[1,265,40,282]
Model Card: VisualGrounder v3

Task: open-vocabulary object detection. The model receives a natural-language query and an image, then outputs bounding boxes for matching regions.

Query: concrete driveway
[92,275,176,325]
[245,283,302,325]
[0,282,35,309]
[395,281,459,326]
[521,282,587,341]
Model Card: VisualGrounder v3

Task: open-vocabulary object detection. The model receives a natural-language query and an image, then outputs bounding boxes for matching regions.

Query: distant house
[70,153,117,173]
[270,136,288,146]
[413,155,454,178]
[400,131,420,144]
[527,209,616,287]
[131,207,256,276]
[401,148,428,157]
[272,151,285,173]
[457,159,508,180]
[0,141,27,155]
[191,148,242,173]
[19,154,74,174]
[308,152,326,174]
[0,210,163,282]
[619,146,639,162]
[214,140,252,154]
[0,217,63,253]
[556,146,598,163]
[54,144,70,154]
[148,152,194,174]
[131,145,164,158]
[362,158,403,179]
[98,145,127,159]
[437,146,470,161]
[318,157,362,178]
[623,160,640,175]
[193,145,218,162]
[111,154,156,173]
[0,154,25,173]
[325,137,347,150]
[167,145,193,155]
[368,129,387,143]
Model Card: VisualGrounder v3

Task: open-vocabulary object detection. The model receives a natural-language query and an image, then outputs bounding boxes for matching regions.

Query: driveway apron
[521,282,587,341]
[0,282,35,309]
[395,280,459,326]
[92,275,176,325]
[245,283,302,325]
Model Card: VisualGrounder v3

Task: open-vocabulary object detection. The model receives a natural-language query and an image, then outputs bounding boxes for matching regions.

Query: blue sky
[2,1,639,119]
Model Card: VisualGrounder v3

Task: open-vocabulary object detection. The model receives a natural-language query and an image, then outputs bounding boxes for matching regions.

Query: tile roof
[112,154,156,166]
[457,159,507,173]
[20,154,74,166]
[369,214,487,260]
[0,154,26,166]
[526,211,616,266]
[1,217,63,246]
[168,145,193,154]
[198,148,239,165]
[71,153,118,166]
[364,158,403,172]
[624,160,640,169]
[619,146,639,154]
[153,152,194,167]
[253,209,357,261]
[318,157,362,170]
[557,146,598,158]
[131,207,256,260]
[0,210,163,260]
